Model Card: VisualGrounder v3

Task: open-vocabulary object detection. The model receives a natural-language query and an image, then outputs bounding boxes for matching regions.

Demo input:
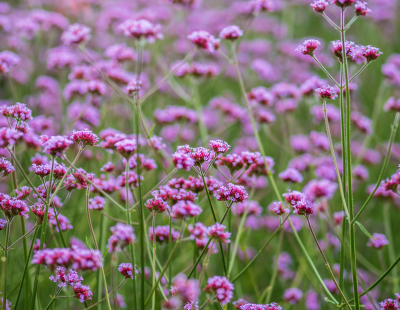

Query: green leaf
[355,221,376,240]
[149,123,156,137]
[86,236,93,250]
[102,247,109,258]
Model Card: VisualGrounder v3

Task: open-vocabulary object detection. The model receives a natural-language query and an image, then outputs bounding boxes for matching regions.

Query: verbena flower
[207,223,231,243]
[354,1,371,15]
[204,276,234,305]
[367,233,389,249]
[118,263,135,279]
[310,0,329,12]
[41,135,73,156]
[295,39,321,56]
[0,158,14,177]
[118,19,163,43]
[88,196,105,211]
[148,225,180,243]
[279,168,303,183]
[61,23,91,45]
[187,31,217,52]
[171,200,202,219]
[283,288,303,304]
[219,25,243,40]
[145,197,168,213]
[316,85,338,100]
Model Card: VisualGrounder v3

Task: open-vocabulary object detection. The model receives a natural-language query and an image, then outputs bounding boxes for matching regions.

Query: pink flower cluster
[107,223,136,252]
[148,225,180,243]
[214,183,249,203]
[203,276,234,305]
[32,247,103,271]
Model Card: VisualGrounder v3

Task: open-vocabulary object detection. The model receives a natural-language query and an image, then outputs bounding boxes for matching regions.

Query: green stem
[322,99,350,219]
[352,112,400,223]
[30,155,55,310]
[265,228,284,303]
[169,215,173,293]
[44,287,62,310]
[289,219,338,304]
[340,8,360,310]
[2,219,11,309]
[14,227,39,308]
[306,217,351,310]
[349,62,370,83]
[97,211,106,310]
[383,203,399,292]
[125,156,138,309]
[85,189,112,310]
[151,214,156,310]
[231,212,291,283]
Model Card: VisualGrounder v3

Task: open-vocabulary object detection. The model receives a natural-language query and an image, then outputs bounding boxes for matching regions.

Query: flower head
[41,136,73,156]
[310,0,329,12]
[61,23,91,45]
[331,40,357,61]
[1,102,32,121]
[0,158,14,176]
[118,19,163,43]
[283,288,303,304]
[149,225,180,243]
[118,263,135,279]
[88,196,105,211]
[279,168,303,183]
[70,129,99,147]
[295,39,321,56]
[354,1,371,15]
[331,0,356,7]
[204,276,234,305]
[379,299,399,310]
[207,223,231,243]
[209,140,230,154]
[145,197,168,213]
[172,152,195,171]
[187,31,217,53]
[316,85,338,100]
[171,200,202,219]
[127,79,142,95]
[219,25,243,40]
[367,233,389,249]
[240,303,283,310]
[114,139,137,158]
[361,45,382,62]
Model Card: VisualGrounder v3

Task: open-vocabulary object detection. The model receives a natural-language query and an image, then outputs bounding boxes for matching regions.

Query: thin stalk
[312,55,340,87]
[63,157,126,211]
[85,188,112,310]
[339,61,347,304]
[2,219,11,308]
[322,99,350,219]
[191,78,208,142]
[144,222,185,306]
[151,214,156,310]
[349,62,370,83]
[169,215,172,293]
[352,112,400,223]
[44,287,62,310]
[289,219,338,304]
[84,279,127,310]
[231,212,291,283]
[30,155,55,310]
[322,12,341,31]
[341,8,360,310]
[383,203,399,292]
[128,168,177,212]
[7,223,38,249]
[345,252,400,305]
[14,227,39,309]
[306,217,351,310]
[230,41,280,200]
[138,48,198,106]
[265,228,284,304]
[199,169,218,222]
[134,105,145,310]
[124,157,138,309]
[97,211,105,310]
[344,15,358,30]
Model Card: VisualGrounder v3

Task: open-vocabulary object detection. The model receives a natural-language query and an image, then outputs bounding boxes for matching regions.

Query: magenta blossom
[295,39,321,56]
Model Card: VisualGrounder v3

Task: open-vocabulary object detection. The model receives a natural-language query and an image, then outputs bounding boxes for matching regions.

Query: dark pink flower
[354,1,371,15]
[295,39,321,56]
[316,85,338,100]
[310,0,329,12]
[118,263,135,279]
[145,197,168,213]
[187,31,217,53]
[204,276,234,305]
[360,45,382,62]
[118,19,163,43]
[367,233,388,249]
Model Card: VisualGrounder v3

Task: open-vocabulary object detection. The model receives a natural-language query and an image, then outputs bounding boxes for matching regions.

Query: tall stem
[125,157,138,309]
[151,214,156,310]
[306,217,351,310]
[340,8,360,310]
[97,211,106,310]
[85,189,112,310]
[30,155,55,310]
[383,203,399,292]
[2,219,11,309]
